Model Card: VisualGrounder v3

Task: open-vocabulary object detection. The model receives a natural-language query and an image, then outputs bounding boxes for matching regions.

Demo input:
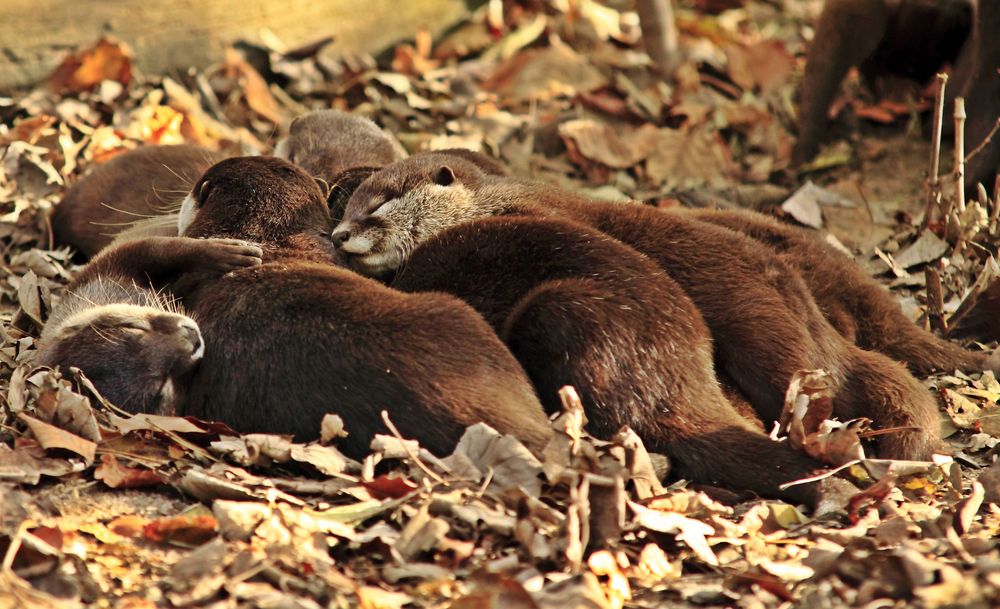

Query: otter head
[275,110,405,180]
[178,156,331,243]
[36,295,204,415]
[331,153,492,278]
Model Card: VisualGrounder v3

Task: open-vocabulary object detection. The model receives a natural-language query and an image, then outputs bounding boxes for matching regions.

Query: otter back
[682,207,994,376]
[393,215,854,507]
[53,145,225,257]
[337,152,944,462]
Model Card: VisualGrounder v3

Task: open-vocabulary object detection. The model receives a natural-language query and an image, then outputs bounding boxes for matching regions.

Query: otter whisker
[94,202,165,219]
[159,161,196,186]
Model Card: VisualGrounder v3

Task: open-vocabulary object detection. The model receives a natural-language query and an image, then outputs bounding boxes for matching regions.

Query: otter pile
[37,110,999,514]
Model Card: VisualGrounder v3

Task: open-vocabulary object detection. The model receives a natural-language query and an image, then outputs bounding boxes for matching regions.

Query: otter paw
[198,239,264,273]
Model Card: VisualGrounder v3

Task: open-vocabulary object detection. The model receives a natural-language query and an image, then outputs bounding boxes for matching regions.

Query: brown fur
[275,110,407,183]
[77,156,553,456]
[36,234,266,414]
[338,152,943,461]
[682,208,995,375]
[53,144,225,257]
[394,215,855,507]
[59,112,408,257]
[793,0,997,191]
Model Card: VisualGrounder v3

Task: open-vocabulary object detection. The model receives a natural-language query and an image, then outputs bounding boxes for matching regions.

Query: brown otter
[39,237,265,413]
[394,214,855,507]
[273,110,409,221]
[681,207,998,375]
[73,156,553,456]
[336,152,944,461]
[793,0,998,191]
[53,144,226,257]
[59,111,409,254]
[274,110,407,182]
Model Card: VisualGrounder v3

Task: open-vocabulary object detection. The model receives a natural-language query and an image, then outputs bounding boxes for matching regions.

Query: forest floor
[2,1,1000,608]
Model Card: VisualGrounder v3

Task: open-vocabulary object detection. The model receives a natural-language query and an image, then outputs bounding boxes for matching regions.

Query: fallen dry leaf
[47,38,132,94]
[645,125,735,189]
[18,413,96,464]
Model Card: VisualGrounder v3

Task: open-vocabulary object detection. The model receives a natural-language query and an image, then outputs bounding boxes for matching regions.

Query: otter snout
[331,221,373,255]
[178,318,204,360]
[331,227,351,246]
[151,312,204,363]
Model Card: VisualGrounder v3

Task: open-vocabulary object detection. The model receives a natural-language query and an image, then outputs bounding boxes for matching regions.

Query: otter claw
[196,238,265,273]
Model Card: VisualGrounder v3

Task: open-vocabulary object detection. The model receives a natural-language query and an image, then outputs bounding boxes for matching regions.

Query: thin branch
[954,97,967,214]
[635,0,679,78]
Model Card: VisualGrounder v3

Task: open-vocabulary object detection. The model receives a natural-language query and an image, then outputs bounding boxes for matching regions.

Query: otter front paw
[194,239,264,273]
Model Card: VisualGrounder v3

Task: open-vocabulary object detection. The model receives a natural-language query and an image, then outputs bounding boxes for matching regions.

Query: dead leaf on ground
[482,43,608,103]
[47,38,132,94]
[19,413,96,464]
[559,120,660,169]
[724,40,794,93]
[645,126,736,189]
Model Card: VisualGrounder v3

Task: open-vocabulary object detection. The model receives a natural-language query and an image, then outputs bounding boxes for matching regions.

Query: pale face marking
[177,193,197,236]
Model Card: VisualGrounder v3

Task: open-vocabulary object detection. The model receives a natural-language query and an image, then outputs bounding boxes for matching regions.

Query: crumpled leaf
[143,511,218,546]
[18,413,96,464]
[47,38,132,94]
[482,43,608,102]
[778,369,865,465]
[627,500,718,566]
[894,230,949,269]
[723,40,794,93]
[93,454,167,489]
[446,423,544,498]
[559,120,660,169]
[645,126,735,189]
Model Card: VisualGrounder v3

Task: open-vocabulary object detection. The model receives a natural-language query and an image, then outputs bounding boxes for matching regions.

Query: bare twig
[965,117,1000,164]
[954,97,967,214]
[379,410,445,485]
[925,265,947,334]
[922,73,948,230]
[635,0,679,78]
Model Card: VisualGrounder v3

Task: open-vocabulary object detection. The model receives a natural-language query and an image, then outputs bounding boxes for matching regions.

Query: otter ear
[314,177,331,200]
[194,180,211,206]
[432,165,455,186]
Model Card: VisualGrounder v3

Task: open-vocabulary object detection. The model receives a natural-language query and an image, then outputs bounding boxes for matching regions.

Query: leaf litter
[2,1,1000,607]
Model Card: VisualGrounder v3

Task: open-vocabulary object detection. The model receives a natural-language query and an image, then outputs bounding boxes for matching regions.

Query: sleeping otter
[57,111,408,256]
[682,208,998,375]
[52,144,226,257]
[336,152,945,461]
[274,110,407,182]
[72,156,553,456]
[38,237,264,413]
[394,214,855,507]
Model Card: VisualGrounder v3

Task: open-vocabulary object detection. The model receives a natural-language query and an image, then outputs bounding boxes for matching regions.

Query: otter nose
[178,319,204,359]
[331,228,351,246]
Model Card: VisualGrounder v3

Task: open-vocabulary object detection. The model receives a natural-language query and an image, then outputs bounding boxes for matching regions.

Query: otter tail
[837,347,943,460]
